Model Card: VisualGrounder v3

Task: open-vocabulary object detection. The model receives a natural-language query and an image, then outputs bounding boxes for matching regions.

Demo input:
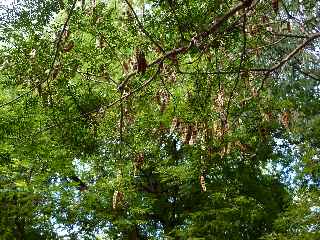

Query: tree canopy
[0,0,319,239]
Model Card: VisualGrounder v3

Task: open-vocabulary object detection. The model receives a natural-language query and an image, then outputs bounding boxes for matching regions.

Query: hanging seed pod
[63,41,74,52]
[189,125,198,145]
[272,0,279,13]
[281,111,290,128]
[170,117,181,133]
[287,22,291,32]
[136,49,147,73]
[200,175,206,192]
[181,125,192,144]
[134,152,144,175]
[112,190,124,210]
[29,49,36,60]
[215,89,225,111]
[123,61,129,74]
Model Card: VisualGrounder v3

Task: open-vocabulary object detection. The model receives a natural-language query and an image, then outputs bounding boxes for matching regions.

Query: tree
[0,0,319,239]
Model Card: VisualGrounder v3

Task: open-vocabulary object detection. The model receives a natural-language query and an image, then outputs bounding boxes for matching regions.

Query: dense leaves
[0,0,319,239]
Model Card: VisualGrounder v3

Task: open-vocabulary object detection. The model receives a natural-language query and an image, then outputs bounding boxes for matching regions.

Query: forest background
[0,0,319,239]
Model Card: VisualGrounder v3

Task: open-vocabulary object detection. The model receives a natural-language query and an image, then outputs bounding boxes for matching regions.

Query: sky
[0,0,15,6]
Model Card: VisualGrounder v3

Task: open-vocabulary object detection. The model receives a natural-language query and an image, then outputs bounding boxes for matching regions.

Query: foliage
[0,0,319,239]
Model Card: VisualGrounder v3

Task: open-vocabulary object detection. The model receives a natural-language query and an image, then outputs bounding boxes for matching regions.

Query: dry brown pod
[136,50,147,73]
[200,175,207,192]
[272,0,279,13]
[63,41,74,52]
[170,117,181,133]
[112,190,124,210]
[281,111,290,128]
[181,125,192,144]
[189,125,198,145]
[134,152,144,174]
[287,22,291,32]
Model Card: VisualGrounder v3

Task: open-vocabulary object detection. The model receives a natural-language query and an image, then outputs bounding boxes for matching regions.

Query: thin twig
[248,37,287,53]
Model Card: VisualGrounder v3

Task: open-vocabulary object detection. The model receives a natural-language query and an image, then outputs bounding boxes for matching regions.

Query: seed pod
[287,22,291,32]
[136,50,147,73]
[170,117,181,133]
[200,175,206,192]
[112,190,124,210]
[181,125,192,144]
[63,41,74,52]
[272,0,279,13]
[281,111,290,128]
[134,152,144,175]
[29,49,36,60]
[123,61,129,74]
[189,125,198,145]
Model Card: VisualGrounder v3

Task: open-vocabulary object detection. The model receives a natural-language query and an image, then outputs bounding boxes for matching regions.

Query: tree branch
[258,32,320,92]
[117,0,254,91]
